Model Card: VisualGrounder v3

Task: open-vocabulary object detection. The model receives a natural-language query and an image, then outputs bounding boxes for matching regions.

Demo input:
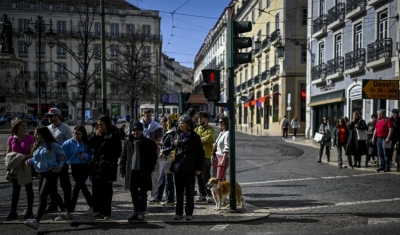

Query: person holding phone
[59,125,94,220]
[24,127,67,230]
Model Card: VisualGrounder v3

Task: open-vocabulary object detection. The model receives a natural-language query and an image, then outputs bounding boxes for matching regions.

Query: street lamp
[24,16,56,125]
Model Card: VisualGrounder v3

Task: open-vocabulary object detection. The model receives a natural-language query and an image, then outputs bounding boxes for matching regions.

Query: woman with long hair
[213,116,230,181]
[333,117,349,169]
[24,127,68,230]
[172,114,205,221]
[88,115,122,219]
[291,116,300,140]
[346,111,368,168]
[60,125,94,219]
[318,117,331,163]
[149,115,176,205]
[5,118,35,221]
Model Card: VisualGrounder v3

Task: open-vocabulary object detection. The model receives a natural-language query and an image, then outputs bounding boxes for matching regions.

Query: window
[239,73,242,84]
[258,60,261,76]
[266,22,270,37]
[94,44,101,59]
[245,69,248,81]
[57,63,67,78]
[335,34,342,58]
[20,61,28,77]
[301,44,307,64]
[57,44,66,58]
[111,45,119,58]
[302,7,308,26]
[142,46,150,60]
[19,41,28,57]
[19,19,29,33]
[267,0,270,8]
[95,63,101,74]
[258,1,262,17]
[272,84,279,122]
[265,54,269,71]
[142,25,150,38]
[251,65,254,79]
[319,42,325,64]
[36,42,45,57]
[354,23,362,49]
[256,91,261,124]
[110,23,119,37]
[320,0,325,15]
[78,44,84,58]
[257,30,262,42]
[126,24,134,36]
[274,49,278,65]
[275,13,280,30]
[57,21,66,34]
[252,9,255,23]
[78,21,86,37]
[378,10,388,40]
[95,22,101,36]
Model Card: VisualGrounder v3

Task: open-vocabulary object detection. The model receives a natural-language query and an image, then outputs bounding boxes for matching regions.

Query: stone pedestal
[0,53,25,115]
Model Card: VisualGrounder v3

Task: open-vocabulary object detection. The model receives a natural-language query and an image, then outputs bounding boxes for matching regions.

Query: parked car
[117,116,126,124]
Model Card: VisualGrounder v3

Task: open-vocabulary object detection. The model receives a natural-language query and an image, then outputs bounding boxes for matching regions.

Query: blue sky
[127,0,231,68]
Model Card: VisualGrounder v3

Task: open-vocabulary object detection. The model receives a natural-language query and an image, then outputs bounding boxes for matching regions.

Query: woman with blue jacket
[24,127,67,230]
[61,125,94,217]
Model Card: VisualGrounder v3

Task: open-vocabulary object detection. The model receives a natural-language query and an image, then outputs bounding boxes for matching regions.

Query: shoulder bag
[356,120,367,141]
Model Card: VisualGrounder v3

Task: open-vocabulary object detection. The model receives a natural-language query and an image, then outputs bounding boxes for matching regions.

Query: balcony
[261,70,269,83]
[55,72,69,79]
[247,78,254,90]
[262,37,271,52]
[311,64,326,85]
[326,57,344,81]
[270,29,281,46]
[327,3,346,30]
[270,65,280,79]
[33,71,48,79]
[368,0,387,6]
[346,0,366,20]
[254,75,261,87]
[367,38,392,68]
[19,71,30,78]
[344,48,366,75]
[241,82,246,90]
[236,85,241,93]
[312,14,327,38]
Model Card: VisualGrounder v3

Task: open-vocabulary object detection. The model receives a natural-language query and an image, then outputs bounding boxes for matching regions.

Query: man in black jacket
[390,109,400,164]
[120,121,158,222]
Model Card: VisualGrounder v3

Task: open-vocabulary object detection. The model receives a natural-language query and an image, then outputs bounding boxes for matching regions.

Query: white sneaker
[293,136,295,140]
[83,207,93,215]
[54,212,69,221]
[24,219,39,230]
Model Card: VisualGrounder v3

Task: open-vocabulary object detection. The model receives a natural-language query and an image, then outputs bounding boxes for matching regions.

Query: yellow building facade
[233,0,307,135]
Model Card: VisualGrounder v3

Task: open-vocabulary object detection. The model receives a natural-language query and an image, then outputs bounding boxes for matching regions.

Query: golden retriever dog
[206,177,244,211]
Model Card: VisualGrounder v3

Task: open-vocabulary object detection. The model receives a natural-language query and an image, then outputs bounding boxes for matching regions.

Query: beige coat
[5,152,32,185]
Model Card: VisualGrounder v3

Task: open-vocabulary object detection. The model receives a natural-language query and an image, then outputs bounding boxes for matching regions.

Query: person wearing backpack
[291,116,300,140]
[282,115,289,140]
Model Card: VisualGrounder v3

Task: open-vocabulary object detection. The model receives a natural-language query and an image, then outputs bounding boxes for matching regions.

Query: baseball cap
[45,108,61,116]
[132,121,144,131]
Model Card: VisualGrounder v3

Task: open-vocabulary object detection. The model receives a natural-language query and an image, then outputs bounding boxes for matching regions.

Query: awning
[250,100,257,106]
[258,94,271,103]
[308,97,346,107]
[186,94,208,104]
[308,90,345,107]
[244,93,254,103]
[244,102,250,108]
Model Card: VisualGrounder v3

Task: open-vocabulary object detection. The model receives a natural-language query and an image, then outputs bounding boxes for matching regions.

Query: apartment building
[0,0,161,122]
[160,53,193,94]
[234,0,307,135]
[307,0,399,136]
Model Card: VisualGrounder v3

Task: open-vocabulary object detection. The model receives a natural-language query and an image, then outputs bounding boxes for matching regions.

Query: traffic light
[201,69,220,102]
[178,92,191,115]
[227,20,253,67]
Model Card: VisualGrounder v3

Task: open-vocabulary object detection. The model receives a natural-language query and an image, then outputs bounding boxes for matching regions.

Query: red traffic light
[210,72,215,83]
[201,69,220,84]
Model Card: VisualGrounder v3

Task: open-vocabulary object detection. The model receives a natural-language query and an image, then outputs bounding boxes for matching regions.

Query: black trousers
[92,178,113,216]
[175,171,196,216]
[319,144,330,161]
[196,158,211,197]
[293,128,298,137]
[11,178,34,213]
[69,164,93,213]
[36,170,65,222]
[45,164,71,210]
[130,171,148,212]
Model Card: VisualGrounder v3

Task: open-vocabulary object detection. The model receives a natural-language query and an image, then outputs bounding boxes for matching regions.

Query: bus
[139,104,180,122]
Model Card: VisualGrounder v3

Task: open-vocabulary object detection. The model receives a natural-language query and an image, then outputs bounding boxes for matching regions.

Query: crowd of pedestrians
[317,109,400,172]
[4,107,229,229]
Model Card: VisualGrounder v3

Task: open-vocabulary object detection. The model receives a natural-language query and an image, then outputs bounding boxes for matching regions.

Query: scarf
[141,117,162,139]
[131,136,142,170]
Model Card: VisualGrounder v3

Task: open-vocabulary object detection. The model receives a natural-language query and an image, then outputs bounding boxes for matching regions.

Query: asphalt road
[2,126,400,234]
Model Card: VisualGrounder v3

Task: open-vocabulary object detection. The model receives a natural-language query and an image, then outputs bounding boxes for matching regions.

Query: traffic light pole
[227,66,237,211]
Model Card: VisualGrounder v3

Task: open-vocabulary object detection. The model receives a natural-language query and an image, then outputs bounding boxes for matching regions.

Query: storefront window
[273,84,279,122]
[244,107,248,124]
[256,91,261,124]
[301,83,306,121]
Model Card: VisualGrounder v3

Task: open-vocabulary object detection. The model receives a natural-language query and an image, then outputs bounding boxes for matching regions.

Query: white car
[117,116,126,124]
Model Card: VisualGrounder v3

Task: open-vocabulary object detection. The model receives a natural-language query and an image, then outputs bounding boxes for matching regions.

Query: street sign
[362,79,399,100]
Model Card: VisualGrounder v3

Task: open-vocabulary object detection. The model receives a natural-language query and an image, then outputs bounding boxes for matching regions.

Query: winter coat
[333,125,349,147]
[319,123,331,147]
[346,119,368,156]
[88,125,122,181]
[119,134,158,190]
[5,152,32,185]
[367,121,377,156]
[174,131,205,174]
[161,130,176,157]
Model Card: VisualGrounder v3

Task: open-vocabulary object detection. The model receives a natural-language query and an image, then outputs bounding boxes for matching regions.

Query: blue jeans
[377,137,390,170]
[154,159,175,202]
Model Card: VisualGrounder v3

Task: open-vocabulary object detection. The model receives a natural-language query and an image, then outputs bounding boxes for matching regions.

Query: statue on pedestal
[0,14,14,54]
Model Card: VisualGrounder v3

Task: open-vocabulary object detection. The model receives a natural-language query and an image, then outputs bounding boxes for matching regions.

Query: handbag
[356,129,367,141]
[163,149,176,174]
[314,133,323,143]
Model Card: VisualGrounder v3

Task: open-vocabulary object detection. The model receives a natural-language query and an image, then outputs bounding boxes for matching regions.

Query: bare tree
[51,0,101,124]
[107,30,160,121]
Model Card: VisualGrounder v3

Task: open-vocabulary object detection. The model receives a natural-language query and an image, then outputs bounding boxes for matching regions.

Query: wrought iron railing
[313,14,327,34]
[345,48,365,70]
[367,38,392,63]
[327,3,346,25]
[262,37,270,48]
[236,85,241,93]
[326,57,344,76]
[270,29,280,42]
[270,65,280,76]
[254,75,260,84]
[346,0,367,14]
[247,78,254,88]
[311,64,326,81]
[241,82,246,90]
[261,70,268,81]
